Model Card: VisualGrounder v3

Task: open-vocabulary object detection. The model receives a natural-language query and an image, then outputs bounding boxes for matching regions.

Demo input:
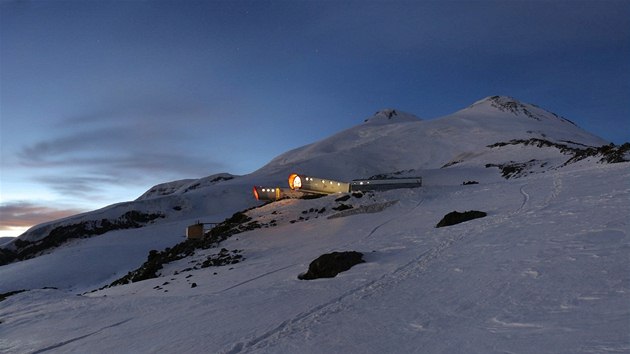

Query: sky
[1,0,629,237]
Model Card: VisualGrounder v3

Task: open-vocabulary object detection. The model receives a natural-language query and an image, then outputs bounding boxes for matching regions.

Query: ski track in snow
[221,205,515,354]
[365,196,424,239]
[516,184,530,214]
[30,318,133,354]
[516,171,563,214]
[216,264,299,293]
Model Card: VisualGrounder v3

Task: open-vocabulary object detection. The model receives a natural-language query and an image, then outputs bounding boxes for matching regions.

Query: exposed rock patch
[436,210,487,228]
[201,248,244,268]
[298,251,365,280]
[489,139,630,166]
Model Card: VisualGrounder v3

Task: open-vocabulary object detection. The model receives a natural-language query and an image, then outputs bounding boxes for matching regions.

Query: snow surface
[1,96,627,353]
[1,163,628,353]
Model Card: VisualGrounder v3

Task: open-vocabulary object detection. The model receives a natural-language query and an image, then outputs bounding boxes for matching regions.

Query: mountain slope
[1,96,628,353]
[0,96,621,290]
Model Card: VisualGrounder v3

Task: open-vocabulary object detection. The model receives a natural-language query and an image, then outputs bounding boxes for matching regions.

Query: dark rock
[485,162,529,179]
[298,251,365,280]
[332,204,353,211]
[335,195,351,202]
[200,249,244,268]
[210,175,234,183]
[191,283,197,288]
[0,289,27,302]
[299,194,325,200]
[436,210,487,228]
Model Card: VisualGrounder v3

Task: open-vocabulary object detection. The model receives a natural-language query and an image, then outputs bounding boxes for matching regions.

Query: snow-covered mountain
[1,96,628,353]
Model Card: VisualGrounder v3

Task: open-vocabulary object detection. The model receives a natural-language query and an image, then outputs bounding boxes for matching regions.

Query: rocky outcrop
[298,251,365,280]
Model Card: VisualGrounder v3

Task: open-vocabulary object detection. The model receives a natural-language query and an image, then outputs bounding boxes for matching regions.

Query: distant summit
[466,95,576,125]
[363,109,421,125]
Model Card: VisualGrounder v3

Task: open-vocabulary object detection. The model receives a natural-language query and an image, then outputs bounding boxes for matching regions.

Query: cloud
[17,101,229,198]
[0,201,86,231]
[33,176,117,198]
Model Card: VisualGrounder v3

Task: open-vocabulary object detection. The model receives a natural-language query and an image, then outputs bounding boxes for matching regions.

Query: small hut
[186,223,204,240]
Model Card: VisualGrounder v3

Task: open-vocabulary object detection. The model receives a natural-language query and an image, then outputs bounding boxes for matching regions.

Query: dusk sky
[1,0,629,237]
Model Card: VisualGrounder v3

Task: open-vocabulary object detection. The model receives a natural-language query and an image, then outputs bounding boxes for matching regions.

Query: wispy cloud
[17,100,228,198]
[33,176,118,198]
[0,201,86,231]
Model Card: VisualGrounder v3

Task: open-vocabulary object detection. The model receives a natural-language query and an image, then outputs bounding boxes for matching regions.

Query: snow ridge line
[222,212,499,353]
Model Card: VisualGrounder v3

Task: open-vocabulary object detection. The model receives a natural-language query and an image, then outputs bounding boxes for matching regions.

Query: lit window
[289,174,302,189]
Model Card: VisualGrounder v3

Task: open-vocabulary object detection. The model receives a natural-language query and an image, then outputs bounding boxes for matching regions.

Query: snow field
[1,163,628,353]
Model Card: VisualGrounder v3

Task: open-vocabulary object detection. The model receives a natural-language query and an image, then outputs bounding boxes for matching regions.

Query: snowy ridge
[362,109,422,125]
[453,96,606,147]
[259,97,607,182]
[136,173,237,201]
[135,179,196,200]
[469,95,575,125]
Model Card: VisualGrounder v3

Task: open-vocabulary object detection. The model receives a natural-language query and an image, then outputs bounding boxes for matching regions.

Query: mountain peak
[363,109,421,125]
[467,95,576,126]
